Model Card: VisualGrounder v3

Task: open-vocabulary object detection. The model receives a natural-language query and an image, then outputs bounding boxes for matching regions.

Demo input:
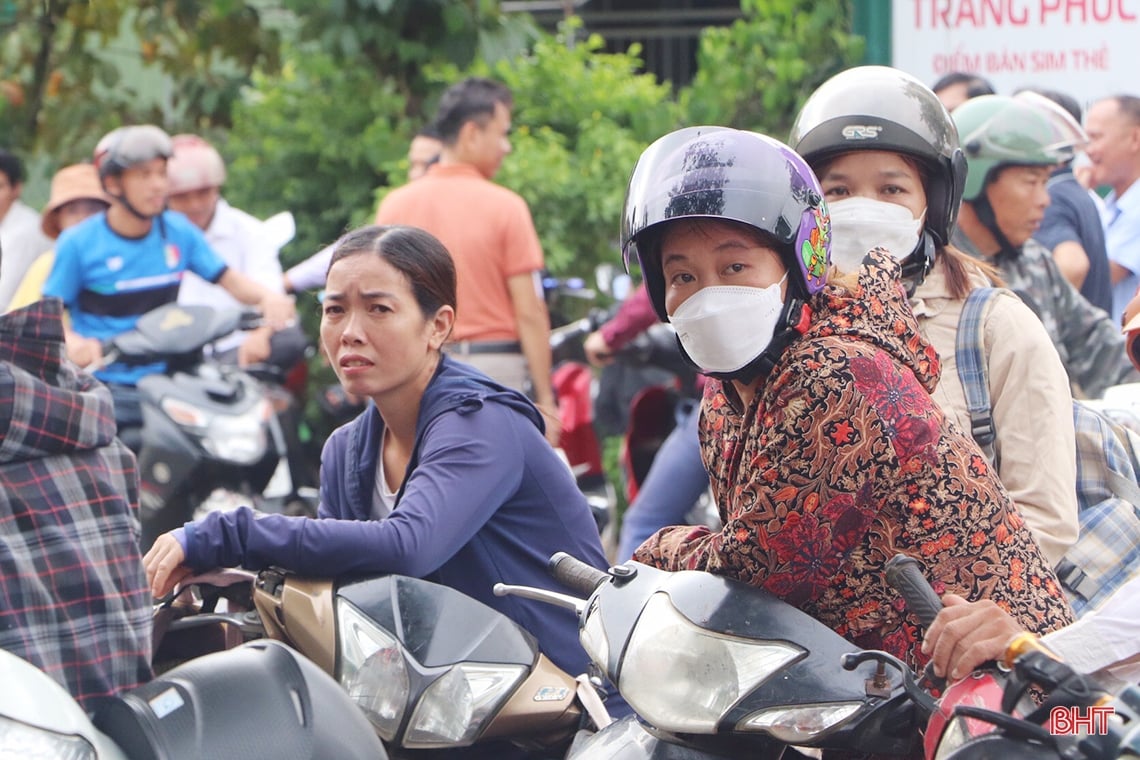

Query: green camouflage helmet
[952,94,1086,201]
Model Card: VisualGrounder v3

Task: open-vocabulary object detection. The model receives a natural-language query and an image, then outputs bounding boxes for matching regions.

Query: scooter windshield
[114,304,245,360]
[337,575,538,668]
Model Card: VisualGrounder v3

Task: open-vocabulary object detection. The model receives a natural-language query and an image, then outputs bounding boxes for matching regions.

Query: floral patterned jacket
[633,252,1074,670]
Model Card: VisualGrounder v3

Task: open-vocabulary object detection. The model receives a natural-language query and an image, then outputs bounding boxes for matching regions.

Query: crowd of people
[2,65,1140,736]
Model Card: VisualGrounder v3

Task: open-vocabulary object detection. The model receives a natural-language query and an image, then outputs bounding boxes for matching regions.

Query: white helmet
[167,134,226,195]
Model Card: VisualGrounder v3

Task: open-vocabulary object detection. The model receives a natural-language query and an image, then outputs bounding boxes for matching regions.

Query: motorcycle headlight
[738,702,862,741]
[0,715,97,760]
[203,400,270,464]
[619,592,802,733]
[338,602,410,741]
[403,664,527,748]
[933,716,973,760]
[160,397,209,430]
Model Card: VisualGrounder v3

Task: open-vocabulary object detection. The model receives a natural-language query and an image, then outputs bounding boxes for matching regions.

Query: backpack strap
[1106,421,1140,507]
[1106,469,1140,513]
[955,288,1000,467]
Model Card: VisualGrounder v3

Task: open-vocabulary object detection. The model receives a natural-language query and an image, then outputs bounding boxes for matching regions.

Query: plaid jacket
[1059,404,1140,615]
[0,298,152,710]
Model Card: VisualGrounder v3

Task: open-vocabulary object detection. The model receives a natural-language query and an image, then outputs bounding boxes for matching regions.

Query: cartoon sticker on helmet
[800,206,830,287]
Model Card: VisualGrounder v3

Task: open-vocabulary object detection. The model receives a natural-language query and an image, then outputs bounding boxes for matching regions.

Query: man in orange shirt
[375,77,559,445]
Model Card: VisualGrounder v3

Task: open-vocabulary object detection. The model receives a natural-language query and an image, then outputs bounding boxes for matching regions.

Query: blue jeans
[617,400,709,561]
[109,383,145,452]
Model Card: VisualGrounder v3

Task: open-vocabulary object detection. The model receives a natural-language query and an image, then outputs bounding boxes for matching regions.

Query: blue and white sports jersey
[43,210,227,385]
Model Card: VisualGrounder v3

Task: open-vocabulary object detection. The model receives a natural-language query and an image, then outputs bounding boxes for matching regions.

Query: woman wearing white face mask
[624,127,1073,675]
[789,65,1079,567]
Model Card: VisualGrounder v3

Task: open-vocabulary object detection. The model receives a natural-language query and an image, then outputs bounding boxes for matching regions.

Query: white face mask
[668,276,787,374]
[827,197,924,274]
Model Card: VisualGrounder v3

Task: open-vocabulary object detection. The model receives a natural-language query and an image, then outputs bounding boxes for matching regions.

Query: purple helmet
[621,126,831,320]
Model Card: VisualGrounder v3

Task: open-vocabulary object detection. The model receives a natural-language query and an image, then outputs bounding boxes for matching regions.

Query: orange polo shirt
[374,163,544,342]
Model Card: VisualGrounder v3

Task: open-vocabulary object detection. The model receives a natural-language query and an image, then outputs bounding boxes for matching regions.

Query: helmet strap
[102,175,161,224]
[677,297,812,386]
[899,232,937,296]
[973,192,1021,263]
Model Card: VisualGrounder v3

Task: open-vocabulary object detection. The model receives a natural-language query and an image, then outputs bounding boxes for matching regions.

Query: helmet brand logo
[842,125,883,140]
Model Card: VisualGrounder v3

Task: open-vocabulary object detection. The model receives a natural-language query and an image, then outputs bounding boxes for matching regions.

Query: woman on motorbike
[144,225,621,707]
[787,66,1079,568]
[625,127,1073,671]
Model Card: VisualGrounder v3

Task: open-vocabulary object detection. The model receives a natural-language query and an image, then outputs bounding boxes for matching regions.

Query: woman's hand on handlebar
[237,327,274,367]
[65,332,104,369]
[583,330,615,367]
[921,594,1026,680]
[144,533,195,599]
[259,291,297,331]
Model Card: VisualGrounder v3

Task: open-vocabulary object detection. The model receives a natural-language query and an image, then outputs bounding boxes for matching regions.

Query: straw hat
[40,163,111,238]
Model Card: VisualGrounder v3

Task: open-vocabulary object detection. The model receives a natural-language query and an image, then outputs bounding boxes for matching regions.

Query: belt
[446,340,522,355]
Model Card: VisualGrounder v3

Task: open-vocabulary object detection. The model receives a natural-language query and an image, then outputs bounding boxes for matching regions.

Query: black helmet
[93,125,174,181]
[788,65,967,248]
[621,126,831,322]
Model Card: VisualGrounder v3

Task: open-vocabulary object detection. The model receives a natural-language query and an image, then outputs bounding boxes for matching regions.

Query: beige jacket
[910,256,1079,565]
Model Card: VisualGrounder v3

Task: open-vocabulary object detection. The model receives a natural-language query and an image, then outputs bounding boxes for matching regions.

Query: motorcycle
[550,299,619,543]
[496,552,1110,760]
[101,302,316,550]
[550,282,717,550]
[0,638,386,759]
[152,568,613,758]
[496,553,929,758]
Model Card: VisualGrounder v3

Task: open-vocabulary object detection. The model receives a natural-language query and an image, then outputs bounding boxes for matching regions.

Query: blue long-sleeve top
[180,355,610,682]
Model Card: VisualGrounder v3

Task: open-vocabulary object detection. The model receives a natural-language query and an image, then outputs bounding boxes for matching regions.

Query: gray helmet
[621,126,831,321]
[93,125,173,181]
[789,65,967,248]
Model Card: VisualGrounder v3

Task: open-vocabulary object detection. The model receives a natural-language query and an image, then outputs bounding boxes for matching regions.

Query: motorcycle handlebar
[549,317,596,351]
[884,554,943,629]
[548,552,610,596]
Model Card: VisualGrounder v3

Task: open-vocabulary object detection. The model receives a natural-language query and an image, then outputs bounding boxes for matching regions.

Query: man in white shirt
[166,134,305,371]
[0,149,53,309]
[1085,95,1140,323]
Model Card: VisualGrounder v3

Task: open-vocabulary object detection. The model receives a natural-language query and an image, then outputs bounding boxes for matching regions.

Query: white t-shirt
[371,432,398,520]
[0,200,52,310]
[176,199,285,353]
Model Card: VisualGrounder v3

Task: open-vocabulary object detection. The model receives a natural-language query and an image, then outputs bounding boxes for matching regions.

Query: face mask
[827,197,924,274]
[668,276,787,374]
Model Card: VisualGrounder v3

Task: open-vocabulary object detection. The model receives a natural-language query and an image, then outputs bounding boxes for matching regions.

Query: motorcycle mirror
[611,274,632,302]
[594,263,616,296]
[262,211,296,251]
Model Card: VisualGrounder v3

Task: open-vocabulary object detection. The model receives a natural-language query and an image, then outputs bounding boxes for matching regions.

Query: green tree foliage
[222,45,409,263]
[681,0,864,138]
[275,0,537,122]
[220,1,537,274]
[0,0,283,163]
[407,21,681,279]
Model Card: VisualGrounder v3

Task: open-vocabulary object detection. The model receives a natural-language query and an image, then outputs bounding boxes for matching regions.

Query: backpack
[956,287,1140,616]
